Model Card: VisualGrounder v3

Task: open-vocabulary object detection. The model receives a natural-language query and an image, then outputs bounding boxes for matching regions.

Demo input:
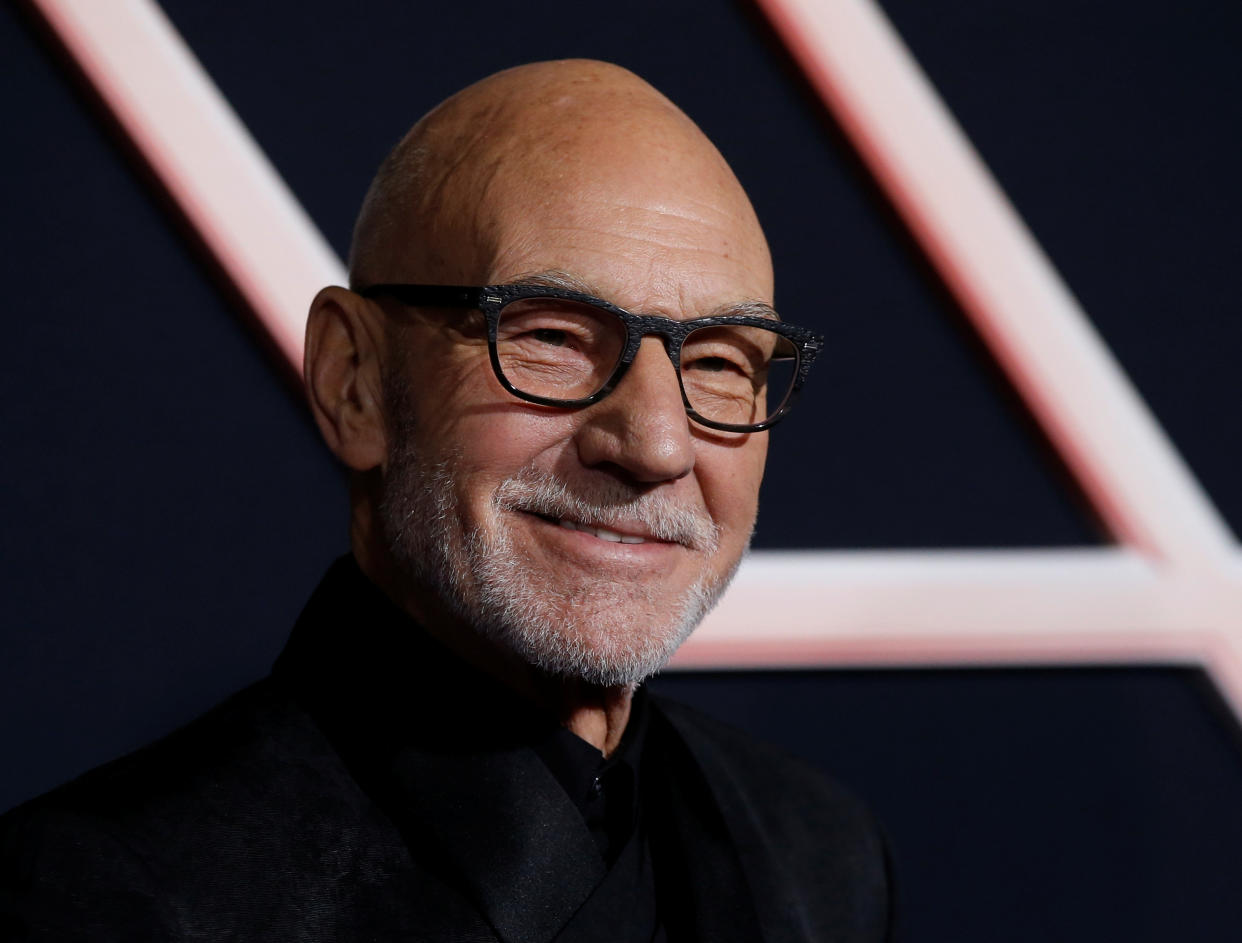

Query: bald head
[348,59,770,296]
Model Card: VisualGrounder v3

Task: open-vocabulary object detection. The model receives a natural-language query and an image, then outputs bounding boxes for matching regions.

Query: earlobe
[304,286,389,472]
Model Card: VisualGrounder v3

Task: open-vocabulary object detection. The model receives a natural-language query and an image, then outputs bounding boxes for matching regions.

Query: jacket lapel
[639,706,764,943]
[391,743,606,943]
[651,702,819,943]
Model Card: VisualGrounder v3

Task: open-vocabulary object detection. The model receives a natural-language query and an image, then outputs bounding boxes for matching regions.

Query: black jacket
[0,558,892,942]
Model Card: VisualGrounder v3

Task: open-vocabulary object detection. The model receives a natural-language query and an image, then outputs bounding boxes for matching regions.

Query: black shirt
[532,693,647,864]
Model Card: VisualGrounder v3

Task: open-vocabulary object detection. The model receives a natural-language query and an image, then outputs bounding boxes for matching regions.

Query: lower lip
[517,512,682,561]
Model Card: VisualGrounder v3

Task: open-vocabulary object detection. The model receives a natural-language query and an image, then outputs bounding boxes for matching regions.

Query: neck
[537,677,634,757]
[351,492,634,755]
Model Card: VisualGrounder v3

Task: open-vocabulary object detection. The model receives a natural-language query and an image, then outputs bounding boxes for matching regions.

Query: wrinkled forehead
[384,81,773,304]
[479,171,774,316]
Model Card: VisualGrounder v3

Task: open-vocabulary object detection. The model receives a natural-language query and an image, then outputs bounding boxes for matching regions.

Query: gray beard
[376,447,744,688]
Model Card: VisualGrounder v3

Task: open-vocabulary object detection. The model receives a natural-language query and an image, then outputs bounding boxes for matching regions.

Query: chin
[467,569,718,688]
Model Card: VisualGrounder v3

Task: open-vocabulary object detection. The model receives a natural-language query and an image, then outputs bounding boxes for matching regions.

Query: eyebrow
[708,299,780,322]
[507,270,601,295]
[506,270,781,322]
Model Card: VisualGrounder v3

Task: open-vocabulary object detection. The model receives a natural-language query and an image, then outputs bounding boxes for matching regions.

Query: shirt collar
[532,686,649,816]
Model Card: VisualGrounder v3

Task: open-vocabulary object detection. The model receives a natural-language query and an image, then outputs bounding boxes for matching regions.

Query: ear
[304,286,389,472]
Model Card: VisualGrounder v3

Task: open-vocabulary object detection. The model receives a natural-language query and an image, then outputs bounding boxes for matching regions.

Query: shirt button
[590,776,602,799]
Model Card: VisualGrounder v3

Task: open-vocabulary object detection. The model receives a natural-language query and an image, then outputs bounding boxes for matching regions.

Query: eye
[685,355,739,374]
[684,343,753,377]
[497,299,609,351]
[531,328,570,347]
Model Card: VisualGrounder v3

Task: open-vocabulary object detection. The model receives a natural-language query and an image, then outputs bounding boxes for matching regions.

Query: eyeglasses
[359,283,824,433]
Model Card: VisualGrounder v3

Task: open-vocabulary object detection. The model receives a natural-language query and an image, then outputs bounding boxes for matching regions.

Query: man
[0,60,891,941]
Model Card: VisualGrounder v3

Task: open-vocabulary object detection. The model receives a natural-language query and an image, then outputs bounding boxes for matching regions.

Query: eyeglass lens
[494,297,797,428]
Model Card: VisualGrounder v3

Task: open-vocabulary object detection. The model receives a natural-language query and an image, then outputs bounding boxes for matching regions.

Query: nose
[573,337,695,484]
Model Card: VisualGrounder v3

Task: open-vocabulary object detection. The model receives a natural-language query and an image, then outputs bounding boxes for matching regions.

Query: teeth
[556,518,646,544]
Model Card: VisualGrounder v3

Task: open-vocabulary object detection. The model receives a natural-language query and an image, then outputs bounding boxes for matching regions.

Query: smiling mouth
[496,471,718,551]
[531,512,651,544]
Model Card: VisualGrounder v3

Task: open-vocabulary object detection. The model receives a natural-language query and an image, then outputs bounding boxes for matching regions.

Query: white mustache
[494,469,720,552]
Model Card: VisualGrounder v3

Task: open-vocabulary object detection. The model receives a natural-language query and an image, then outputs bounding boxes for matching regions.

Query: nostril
[574,389,696,485]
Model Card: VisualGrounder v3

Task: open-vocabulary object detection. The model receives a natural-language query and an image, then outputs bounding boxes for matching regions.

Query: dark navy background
[3,1,1240,939]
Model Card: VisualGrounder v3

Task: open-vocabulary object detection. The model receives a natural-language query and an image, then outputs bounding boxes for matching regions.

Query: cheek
[697,435,768,537]
[444,417,578,537]
[413,392,579,506]
[395,341,584,481]
[395,347,506,448]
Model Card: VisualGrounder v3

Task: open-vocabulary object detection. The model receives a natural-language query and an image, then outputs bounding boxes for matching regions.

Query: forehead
[477,158,774,320]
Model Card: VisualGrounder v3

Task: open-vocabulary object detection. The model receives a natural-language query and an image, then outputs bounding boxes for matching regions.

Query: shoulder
[3,680,334,833]
[0,682,390,940]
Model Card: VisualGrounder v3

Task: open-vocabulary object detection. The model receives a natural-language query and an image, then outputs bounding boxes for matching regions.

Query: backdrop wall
[3,2,1240,940]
